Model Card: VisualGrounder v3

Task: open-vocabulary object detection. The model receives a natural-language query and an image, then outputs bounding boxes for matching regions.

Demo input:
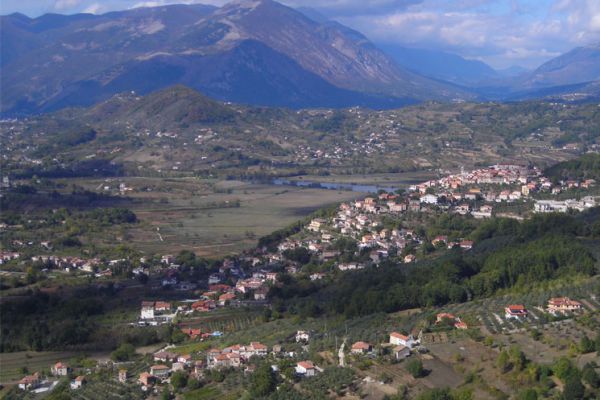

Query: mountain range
[1,0,599,115]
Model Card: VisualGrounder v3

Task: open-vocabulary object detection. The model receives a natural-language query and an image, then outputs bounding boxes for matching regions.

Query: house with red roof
[435,313,456,323]
[547,297,583,313]
[218,292,236,306]
[70,376,86,390]
[454,320,468,329]
[139,372,155,387]
[192,299,216,312]
[505,304,528,319]
[247,342,268,357]
[182,327,203,339]
[389,332,418,348]
[51,362,70,376]
[351,341,372,355]
[432,236,448,246]
[459,240,473,250]
[295,361,316,377]
[153,351,177,363]
[18,372,40,391]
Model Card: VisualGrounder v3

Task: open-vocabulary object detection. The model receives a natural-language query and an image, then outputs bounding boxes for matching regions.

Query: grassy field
[285,171,437,186]
[68,177,361,257]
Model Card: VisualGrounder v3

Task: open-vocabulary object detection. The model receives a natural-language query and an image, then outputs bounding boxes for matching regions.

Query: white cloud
[131,1,165,7]
[82,2,103,14]
[54,0,82,10]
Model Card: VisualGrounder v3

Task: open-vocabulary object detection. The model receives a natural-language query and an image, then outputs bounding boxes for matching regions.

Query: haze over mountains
[1,0,600,116]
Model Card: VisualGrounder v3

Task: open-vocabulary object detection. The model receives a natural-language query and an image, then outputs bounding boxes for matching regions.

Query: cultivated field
[0,351,109,384]
[64,177,361,257]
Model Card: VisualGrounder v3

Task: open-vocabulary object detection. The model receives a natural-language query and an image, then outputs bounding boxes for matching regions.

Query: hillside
[524,43,600,89]
[2,86,600,180]
[0,0,473,116]
[545,153,600,182]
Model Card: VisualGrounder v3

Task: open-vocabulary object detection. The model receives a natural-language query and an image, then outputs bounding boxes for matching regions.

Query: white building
[295,361,315,377]
[295,330,310,343]
[420,194,438,204]
[389,332,418,348]
[140,302,155,320]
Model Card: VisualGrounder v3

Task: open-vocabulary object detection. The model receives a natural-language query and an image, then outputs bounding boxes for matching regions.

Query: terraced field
[72,380,145,400]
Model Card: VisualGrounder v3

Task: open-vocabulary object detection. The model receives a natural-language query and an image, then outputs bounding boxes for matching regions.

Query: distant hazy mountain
[523,43,600,88]
[379,45,500,86]
[0,0,474,115]
[495,65,529,78]
[508,80,600,103]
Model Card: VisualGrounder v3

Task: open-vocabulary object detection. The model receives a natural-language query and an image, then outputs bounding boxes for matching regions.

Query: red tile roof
[351,341,371,350]
[390,332,409,341]
[298,361,314,369]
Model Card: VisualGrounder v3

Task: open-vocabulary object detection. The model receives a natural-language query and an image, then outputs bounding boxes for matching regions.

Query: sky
[1,0,600,69]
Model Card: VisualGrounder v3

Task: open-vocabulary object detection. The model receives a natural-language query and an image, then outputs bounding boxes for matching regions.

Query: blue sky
[2,0,599,69]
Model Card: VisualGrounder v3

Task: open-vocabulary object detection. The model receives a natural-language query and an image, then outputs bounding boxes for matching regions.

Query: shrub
[111,343,135,362]
[406,359,425,378]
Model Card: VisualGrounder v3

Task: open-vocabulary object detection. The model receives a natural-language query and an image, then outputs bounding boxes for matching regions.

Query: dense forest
[269,210,600,318]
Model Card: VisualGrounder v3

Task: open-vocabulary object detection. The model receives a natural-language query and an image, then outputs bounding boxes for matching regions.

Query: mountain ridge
[0,0,472,116]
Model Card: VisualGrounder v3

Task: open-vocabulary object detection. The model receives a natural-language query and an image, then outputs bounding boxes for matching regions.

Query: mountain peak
[0,0,472,115]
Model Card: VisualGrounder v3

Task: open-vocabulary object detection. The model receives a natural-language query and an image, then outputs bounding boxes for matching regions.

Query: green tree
[249,364,277,397]
[518,389,538,400]
[161,388,173,400]
[553,357,577,381]
[509,346,527,371]
[562,375,585,400]
[579,335,595,354]
[111,343,135,362]
[406,359,425,378]
[171,371,187,392]
[582,363,600,389]
[170,329,187,344]
[497,350,510,373]
[415,388,452,400]
[530,329,542,341]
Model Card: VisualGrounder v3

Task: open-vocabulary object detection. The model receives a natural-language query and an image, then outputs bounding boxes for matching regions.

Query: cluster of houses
[533,196,597,213]
[0,251,20,264]
[389,332,419,360]
[275,197,427,270]
[18,362,85,393]
[505,296,583,320]
[206,342,268,368]
[334,199,424,256]
[136,339,323,391]
[272,190,479,273]
[0,250,125,277]
[408,164,597,216]
[138,273,275,325]
[254,163,600,282]
[30,255,102,273]
[138,351,200,390]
